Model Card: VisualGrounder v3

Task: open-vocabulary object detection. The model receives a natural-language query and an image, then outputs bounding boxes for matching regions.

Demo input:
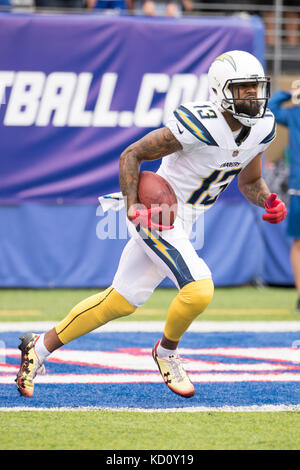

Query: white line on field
[0,404,299,412]
[0,321,300,332]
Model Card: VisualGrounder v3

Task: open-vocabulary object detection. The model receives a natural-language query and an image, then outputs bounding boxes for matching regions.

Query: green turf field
[0,410,299,450]
[0,285,299,322]
[0,286,299,451]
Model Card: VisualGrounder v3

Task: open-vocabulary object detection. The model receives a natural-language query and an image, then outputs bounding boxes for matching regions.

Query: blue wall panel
[0,202,294,288]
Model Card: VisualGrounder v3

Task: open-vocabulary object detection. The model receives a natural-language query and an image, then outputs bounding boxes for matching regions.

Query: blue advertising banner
[2,12,289,290]
[0,13,264,204]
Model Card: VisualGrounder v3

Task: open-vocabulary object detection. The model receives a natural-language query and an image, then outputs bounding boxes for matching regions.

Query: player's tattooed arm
[239,178,271,207]
[119,127,182,216]
[238,153,271,208]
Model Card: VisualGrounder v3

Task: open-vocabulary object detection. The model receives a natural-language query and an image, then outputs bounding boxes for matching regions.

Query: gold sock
[55,287,136,344]
[164,279,214,342]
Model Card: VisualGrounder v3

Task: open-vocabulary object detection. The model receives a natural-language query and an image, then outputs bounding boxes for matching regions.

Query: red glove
[262,193,287,224]
[130,205,174,231]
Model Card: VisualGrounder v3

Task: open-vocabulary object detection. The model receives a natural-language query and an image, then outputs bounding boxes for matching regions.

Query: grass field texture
[0,285,299,322]
[1,410,299,450]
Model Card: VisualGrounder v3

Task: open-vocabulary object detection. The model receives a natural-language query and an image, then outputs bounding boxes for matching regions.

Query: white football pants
[112,215,212,307]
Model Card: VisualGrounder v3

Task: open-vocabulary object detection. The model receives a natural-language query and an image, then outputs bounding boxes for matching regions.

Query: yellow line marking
[137,309,165,316]
[0,310,41,316]
[207,309,290,316]
[137,308,290,316]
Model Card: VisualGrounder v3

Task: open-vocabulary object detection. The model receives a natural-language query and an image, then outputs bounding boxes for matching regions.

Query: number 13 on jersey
[186,168,242,206]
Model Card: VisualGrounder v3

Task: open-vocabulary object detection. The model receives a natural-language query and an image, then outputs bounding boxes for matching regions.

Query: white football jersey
[157,100,276,223]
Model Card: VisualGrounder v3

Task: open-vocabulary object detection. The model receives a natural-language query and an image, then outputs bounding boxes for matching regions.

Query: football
[137,171,178,227]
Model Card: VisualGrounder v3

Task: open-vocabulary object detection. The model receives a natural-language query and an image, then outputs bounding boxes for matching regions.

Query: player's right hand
[128,204,174,231]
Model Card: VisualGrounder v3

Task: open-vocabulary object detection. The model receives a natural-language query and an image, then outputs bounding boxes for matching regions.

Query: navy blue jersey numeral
[194,105,217,120]
[186,168,242,206]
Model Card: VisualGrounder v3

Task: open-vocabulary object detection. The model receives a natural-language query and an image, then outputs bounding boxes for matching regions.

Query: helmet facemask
[220,77,270,127]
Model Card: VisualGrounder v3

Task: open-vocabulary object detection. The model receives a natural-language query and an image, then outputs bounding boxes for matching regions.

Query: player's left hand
[262,193,287,224]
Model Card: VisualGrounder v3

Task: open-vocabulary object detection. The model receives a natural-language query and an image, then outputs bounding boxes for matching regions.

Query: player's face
[230,82,260,117]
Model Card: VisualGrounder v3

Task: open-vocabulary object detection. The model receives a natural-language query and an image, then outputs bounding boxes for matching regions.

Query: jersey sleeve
[259,111,277,152]
[166,114,202,149]
[166,102,218,151]
[166,114,205,151]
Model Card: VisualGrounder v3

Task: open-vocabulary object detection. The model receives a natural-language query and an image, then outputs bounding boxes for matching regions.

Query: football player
[16,50,287,399]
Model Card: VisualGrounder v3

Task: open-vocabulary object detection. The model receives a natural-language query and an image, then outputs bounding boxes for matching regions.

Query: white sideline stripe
[3,346,300,369]
[0,363,291,372]
[1,321,300,332]
[1,372,300,384]
[0,404,300,413]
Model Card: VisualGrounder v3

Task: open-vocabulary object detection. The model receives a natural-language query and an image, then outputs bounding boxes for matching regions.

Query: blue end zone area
[2,383,299,410]
[1,330,299,410]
